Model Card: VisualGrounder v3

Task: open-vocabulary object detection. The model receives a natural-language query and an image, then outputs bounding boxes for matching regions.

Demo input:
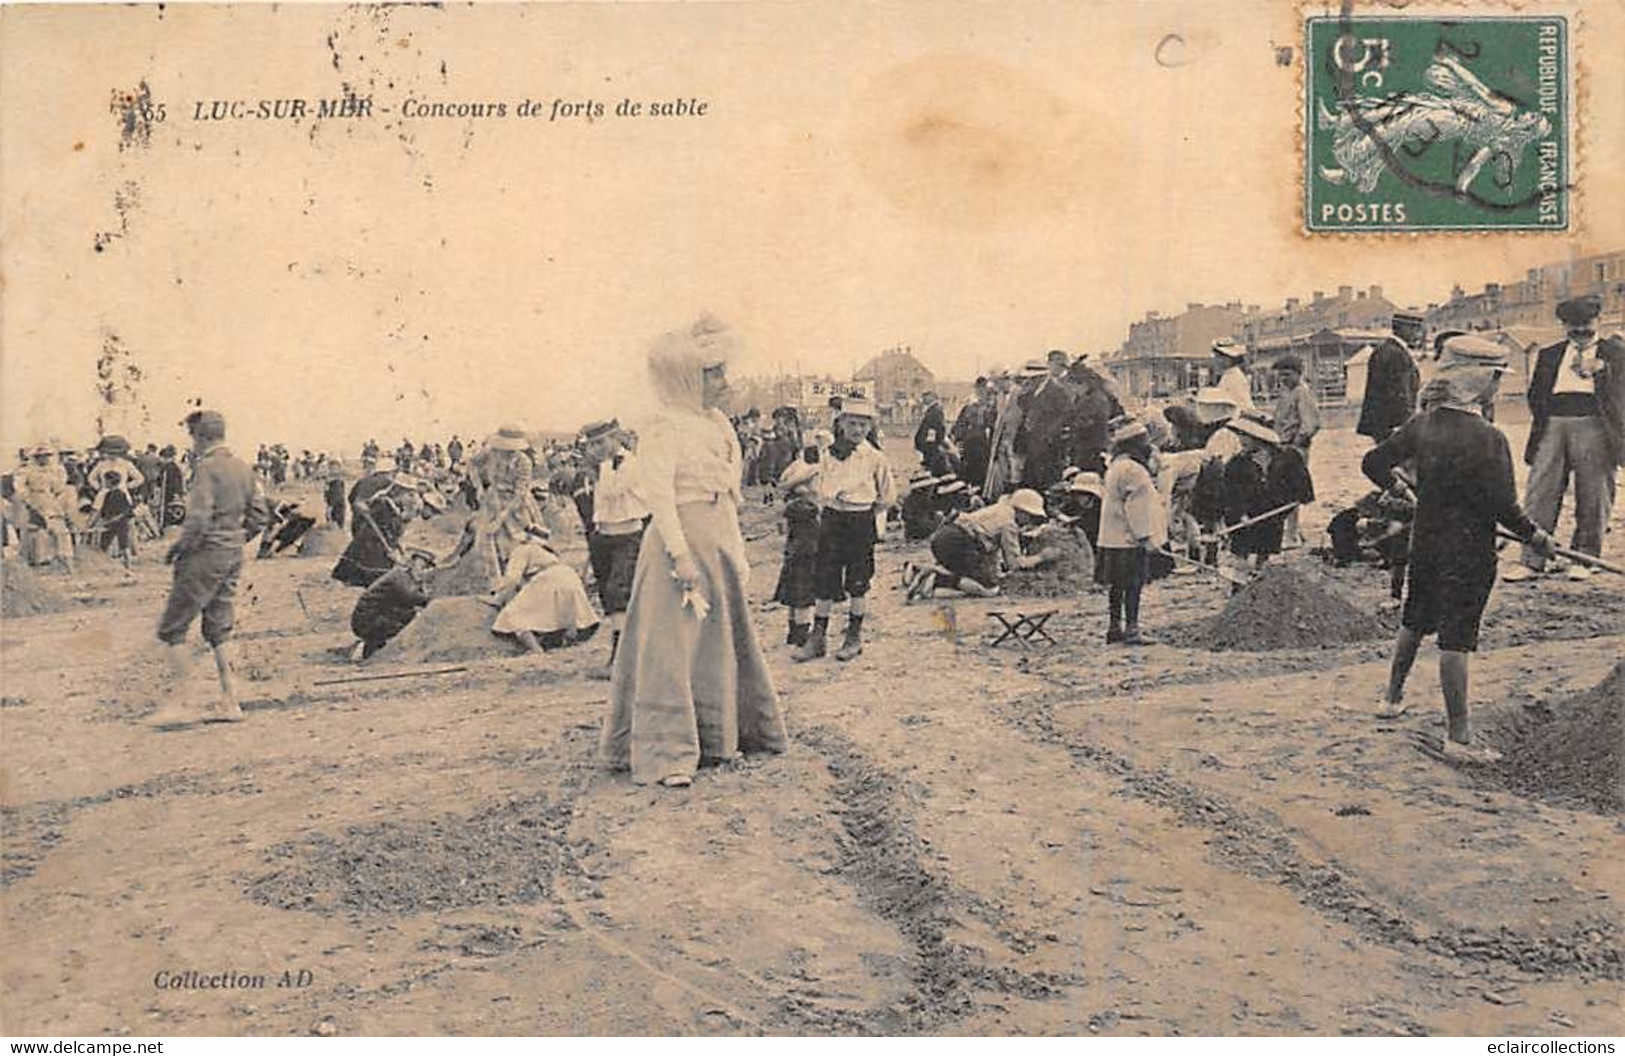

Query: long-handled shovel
[1158,547,1250,587]
[1496,528,1624,576]
[1215,503,1299,540]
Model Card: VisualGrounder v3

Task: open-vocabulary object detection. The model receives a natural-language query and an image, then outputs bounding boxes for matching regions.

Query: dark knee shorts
[815,509,877,601]
[1402,554,1495,653]
[929,522,997,588]
[158,547,244,646]
[589,528,643,615]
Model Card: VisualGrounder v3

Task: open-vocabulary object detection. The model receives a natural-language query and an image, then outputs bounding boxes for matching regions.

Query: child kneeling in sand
[485,523,600,654]
[906,488,1050,600]
[350,548,437,660]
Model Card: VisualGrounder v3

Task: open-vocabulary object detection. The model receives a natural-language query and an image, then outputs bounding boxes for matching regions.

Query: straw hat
[837,396,877,419]
[1069,472,1104,497]
[1225,417,1281,444]
[1193,387,1239,425]
[1009,488,1047,518]
[1110,417,1149,444]
[486,425,530,452]
[1021,359,1048,376]
[1211,339,1246,361]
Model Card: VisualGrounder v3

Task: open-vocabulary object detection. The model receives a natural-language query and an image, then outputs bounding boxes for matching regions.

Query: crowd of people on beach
[5,294,1619,780]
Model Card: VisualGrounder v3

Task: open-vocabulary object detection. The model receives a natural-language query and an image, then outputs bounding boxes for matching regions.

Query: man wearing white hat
[796,396,895,662]
[1210,339,1256,415]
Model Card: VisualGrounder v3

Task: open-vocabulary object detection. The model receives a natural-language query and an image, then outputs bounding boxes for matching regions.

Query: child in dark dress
[773,461,822,646]
[94,470,137,568]
[1222,417,1308,570]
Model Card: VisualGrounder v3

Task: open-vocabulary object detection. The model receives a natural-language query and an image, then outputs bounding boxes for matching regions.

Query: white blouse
[634,408,742,558]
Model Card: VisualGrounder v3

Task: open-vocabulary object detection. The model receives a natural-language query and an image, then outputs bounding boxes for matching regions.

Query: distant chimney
[1338,285,1354,299]
[1357,290,1367,300]
[1452,284,1465,299]
[1246,304,1260,314]
[1369,285,1383,300]
[1186,303,1202,312]
[1312,290,1326,301]
[1285,297,1300,311]
[1486,283,1502,297]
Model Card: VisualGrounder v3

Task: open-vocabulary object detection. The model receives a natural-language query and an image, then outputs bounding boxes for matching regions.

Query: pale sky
[3,1,1621,453]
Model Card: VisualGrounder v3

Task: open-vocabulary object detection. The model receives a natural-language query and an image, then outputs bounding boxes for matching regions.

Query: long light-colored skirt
[601,499,786,784]
[491,564,598,634]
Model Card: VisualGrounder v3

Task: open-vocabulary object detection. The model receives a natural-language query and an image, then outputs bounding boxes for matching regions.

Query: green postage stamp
[1305,14,1569,232]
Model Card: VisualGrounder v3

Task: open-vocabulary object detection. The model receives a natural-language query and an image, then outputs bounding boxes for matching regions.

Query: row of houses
[729,248,1624,421]
[730,346,973,426]
[1103,249,1625,406]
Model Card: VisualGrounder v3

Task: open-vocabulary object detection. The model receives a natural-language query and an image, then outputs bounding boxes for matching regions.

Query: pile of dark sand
[297,524,347,557]
[372,596,522,664]
[1003,524,1096,599]
[1,562,72,617]
[1490,661,1623,815]
[1192,563,1387,652]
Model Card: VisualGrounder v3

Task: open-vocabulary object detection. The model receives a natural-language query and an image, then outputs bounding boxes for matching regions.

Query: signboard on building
[799,379,870,405]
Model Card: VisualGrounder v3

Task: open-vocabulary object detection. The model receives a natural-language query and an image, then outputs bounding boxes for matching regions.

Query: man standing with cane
[148,410,270,729]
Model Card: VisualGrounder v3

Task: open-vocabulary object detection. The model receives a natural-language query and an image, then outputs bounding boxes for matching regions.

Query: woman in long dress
[601,316,788,788]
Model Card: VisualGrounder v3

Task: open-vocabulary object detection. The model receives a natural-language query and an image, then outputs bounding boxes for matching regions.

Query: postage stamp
[1304,15,1570,232]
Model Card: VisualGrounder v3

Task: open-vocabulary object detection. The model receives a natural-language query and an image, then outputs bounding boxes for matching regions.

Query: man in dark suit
[913,391,952,476]
[1505,293,1625,583]
[1357,312,1423,443]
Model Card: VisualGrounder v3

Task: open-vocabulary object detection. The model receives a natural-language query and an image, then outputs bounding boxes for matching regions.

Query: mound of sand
[298,524,347,557]
[1198,563,1386,652]
[372,596,523,664]
[1,562,72,617]
[403,508,472,551]
[1003,525,1096,599]
[431,545,502,597]
[1491,662,1623,815]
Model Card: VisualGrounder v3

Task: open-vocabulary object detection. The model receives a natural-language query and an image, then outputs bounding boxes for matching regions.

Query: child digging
[796,397,895,663]
[773,460,821,647]
[1098,418,1166,645]
[1361,335,1555,763]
